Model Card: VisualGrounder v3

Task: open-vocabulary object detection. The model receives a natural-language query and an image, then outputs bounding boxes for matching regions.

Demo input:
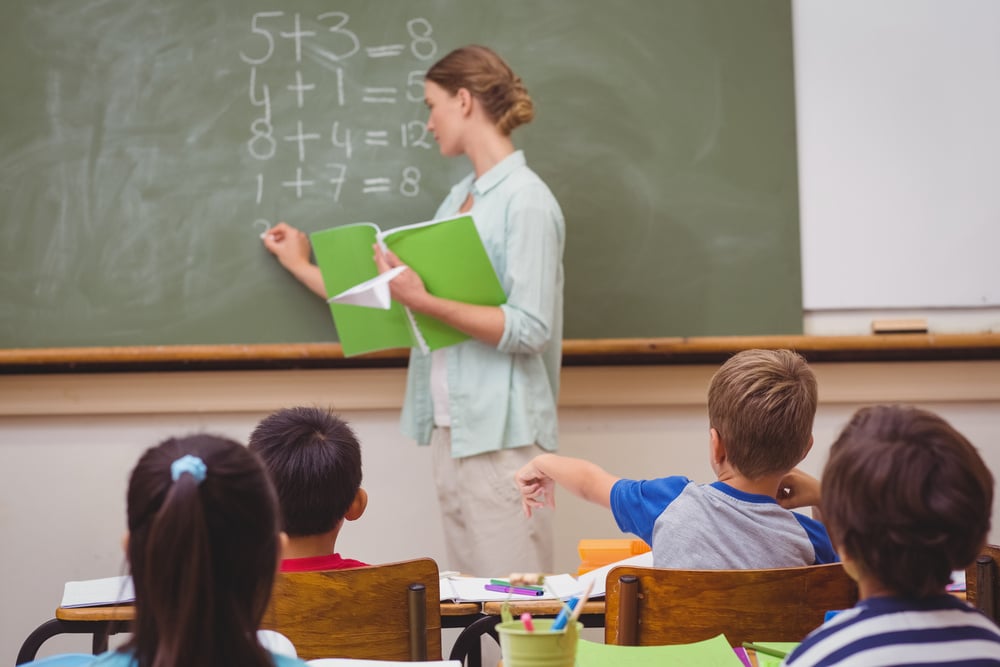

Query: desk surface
[55,600,484,622]
[56,606,135,622]
[482,599,606,617]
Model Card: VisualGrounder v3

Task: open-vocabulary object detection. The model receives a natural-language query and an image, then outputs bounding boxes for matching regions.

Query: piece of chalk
[871,318,928,334]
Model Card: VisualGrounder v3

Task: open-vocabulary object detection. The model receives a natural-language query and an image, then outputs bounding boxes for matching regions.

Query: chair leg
[449,615,499,667]
[976,556,997,622]
[17,620,114,665]
[408,583,428,661]
[17,619,64,665]
[617,574,639,646]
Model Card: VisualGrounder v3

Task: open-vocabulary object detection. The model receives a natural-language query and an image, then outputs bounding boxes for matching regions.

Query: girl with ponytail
[27,435,307,667]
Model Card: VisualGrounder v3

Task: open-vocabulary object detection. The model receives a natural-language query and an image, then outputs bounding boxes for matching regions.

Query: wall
[3,361,1000,659]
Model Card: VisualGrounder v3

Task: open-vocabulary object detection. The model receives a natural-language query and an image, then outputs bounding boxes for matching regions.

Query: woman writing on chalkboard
[263,45,565,576]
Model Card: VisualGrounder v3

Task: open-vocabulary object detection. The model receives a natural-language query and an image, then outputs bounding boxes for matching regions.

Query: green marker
[490,578,544,592]
[742,642,788,659]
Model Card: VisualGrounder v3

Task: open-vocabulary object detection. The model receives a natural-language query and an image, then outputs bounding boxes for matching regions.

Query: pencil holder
[497,618,581,667]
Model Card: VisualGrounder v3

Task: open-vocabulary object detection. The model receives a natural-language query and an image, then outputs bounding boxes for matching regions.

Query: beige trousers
[431,428,554,576]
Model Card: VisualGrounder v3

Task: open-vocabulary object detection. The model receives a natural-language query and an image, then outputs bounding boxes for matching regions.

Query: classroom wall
[3,361,1000,660]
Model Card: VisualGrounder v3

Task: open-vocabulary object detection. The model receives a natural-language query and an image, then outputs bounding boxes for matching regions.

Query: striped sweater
[784,594,1000,666]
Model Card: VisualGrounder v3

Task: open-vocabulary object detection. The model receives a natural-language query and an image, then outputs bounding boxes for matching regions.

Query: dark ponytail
[124,434,280,667]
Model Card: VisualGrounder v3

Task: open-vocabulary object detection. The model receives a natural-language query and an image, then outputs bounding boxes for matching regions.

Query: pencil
[741,642,788,659]
[484,583,544,596]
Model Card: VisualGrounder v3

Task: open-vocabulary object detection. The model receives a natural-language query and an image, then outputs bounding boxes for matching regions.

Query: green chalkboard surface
[0,0,802,348]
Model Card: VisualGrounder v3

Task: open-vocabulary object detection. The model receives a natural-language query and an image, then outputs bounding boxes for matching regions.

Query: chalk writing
[243,11,438,230]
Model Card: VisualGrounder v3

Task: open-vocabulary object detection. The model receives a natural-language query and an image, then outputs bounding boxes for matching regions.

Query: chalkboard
[0,0,802,349]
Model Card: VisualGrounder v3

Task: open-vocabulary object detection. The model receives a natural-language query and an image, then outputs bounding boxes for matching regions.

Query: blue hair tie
[170,454,207,485]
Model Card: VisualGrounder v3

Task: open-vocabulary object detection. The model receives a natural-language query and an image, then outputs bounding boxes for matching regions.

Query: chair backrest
[260,557,442,661]
[605,563,858,647]
[966,543,1000,623]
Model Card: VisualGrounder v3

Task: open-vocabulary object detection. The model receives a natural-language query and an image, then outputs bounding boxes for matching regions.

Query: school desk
[15,600,600,667]
[16,602,484,666]
[16,591,971,665]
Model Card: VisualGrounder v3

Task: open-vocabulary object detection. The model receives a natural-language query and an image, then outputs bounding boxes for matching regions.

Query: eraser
[871,318,928,334]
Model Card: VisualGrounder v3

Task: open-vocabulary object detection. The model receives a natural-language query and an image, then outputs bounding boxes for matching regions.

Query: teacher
[262,45,565,576]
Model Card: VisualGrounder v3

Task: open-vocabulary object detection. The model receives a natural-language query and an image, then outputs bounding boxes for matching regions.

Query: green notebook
[310,214,506,357]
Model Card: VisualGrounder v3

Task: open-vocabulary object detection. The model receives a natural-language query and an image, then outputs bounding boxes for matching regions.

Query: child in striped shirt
[784,404,1000,666]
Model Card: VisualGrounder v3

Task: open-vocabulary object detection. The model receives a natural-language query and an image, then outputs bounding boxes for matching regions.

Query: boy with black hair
[249,406,368,571]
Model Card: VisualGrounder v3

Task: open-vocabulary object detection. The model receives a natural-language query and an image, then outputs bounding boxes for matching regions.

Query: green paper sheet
[748,642,799,667]
[575,634,746,667]
[311,222,416,357]
[381,215,506,351]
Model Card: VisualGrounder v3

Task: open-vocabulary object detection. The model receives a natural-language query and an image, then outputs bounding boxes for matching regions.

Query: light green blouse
[400,150,565,458]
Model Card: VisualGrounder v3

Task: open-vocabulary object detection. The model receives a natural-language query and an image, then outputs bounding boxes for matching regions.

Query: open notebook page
[577,551,654,598]
[439,574,582,602]
[60,575,135,608]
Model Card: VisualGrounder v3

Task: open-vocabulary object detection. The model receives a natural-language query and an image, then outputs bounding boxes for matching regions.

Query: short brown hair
[707,349,817,478]
[425,45,534,135]
[822,404,993,598]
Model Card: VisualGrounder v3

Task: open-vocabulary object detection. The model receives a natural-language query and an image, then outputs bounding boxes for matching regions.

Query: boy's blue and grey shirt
[611,477,838,569]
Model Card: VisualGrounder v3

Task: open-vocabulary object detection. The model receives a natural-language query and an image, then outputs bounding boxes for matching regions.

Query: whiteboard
[794,0,1000,311]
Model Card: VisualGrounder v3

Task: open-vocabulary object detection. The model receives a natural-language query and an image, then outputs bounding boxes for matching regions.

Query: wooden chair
[260,557,442,661]
[966,543,1000,623]
[605,563,858,647]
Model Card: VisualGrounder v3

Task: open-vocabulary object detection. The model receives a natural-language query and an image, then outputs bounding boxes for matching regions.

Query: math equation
[240,11,440,230]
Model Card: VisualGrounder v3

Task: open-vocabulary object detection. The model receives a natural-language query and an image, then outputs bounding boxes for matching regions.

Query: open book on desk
[311,214,506,357]
[60,575,135,608]
[577,550,654,597]
[438,551,655,603]
[439,573,583,603]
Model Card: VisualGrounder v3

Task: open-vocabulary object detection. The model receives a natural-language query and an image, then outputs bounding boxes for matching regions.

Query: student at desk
[249,406,368,571]
[23,434,307,667]
[516,349,838,569]
[783,405,1000,666]
[263,45,565,576]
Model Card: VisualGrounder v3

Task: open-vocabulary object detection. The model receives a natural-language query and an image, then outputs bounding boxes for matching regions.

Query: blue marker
[551,595,580,631]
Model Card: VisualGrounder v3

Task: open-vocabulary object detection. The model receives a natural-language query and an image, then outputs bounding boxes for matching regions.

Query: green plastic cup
[497,618,582,667]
